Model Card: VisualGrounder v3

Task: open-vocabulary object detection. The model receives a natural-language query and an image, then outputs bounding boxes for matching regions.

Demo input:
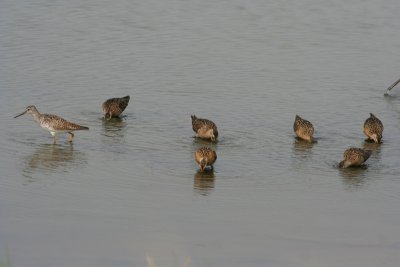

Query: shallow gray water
[1,0,400,266]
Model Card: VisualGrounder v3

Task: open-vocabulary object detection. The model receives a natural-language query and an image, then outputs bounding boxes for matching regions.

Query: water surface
[1,0,400,266]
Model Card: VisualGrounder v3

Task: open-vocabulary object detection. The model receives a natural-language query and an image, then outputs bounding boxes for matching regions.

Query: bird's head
[199,158,207,172]
[14,105,38,118]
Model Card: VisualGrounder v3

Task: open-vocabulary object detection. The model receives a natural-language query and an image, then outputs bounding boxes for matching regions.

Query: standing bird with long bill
[14,105,89,144]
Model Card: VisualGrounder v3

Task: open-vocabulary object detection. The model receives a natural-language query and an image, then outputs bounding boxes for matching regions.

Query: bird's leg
[68,132,74,142]
[50,132,57,144]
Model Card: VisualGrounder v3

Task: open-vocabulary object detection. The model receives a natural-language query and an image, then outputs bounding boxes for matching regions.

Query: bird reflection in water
[291,138,314,167]
[192,136,218,147]
[102,116,128,139]
[363,141,381,154]
[193,170,215,196]
[293,137,314,152]
[339,165,368,190]
[361,138,382,163]
[23,144,87,178]
[101,116,129,154]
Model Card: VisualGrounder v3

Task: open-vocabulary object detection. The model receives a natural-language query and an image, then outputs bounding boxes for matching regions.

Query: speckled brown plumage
[339,147,372,168]
[194,146,217,172]
[293,114,314,142]
[363,113,383,143]
[39,114,88,132]
[14,105,89,144]
[191,115,218,141]
[102,95,130,119]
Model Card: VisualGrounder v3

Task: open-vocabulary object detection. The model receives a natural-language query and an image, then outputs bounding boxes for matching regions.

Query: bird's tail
[78,125,89,130]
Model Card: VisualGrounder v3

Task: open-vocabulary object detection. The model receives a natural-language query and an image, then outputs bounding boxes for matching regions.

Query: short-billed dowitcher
[191,115,218,141]
[338,147,372,168]
[14,105,89,144]
[102,95,130,120]
[363,113,383,143]
[293,114,314,142]
[194,146,217,172]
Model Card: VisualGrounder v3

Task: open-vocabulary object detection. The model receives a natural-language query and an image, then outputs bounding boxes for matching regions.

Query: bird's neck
[30,111,41,124]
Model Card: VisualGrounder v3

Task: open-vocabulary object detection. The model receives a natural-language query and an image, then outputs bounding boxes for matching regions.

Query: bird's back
[102,96,130,116]
[40,114,89,131]
[293,115,314,141]
[343,148,371,164]
[195,147,217,164]
[364,114,383,134]
[191,115,218,137]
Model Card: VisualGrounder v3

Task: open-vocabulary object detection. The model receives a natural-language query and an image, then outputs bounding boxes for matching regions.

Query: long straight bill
[14,110,27,118]
[385,77,400,95]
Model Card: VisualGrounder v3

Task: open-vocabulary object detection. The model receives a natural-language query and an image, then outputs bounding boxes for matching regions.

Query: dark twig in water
[384,77,400,95]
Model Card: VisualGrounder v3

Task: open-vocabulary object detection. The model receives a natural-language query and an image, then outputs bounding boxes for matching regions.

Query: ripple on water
[24,143,86,169]
[2,1,400,266]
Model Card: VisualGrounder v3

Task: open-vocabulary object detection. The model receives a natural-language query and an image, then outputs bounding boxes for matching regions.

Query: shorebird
[14,105,89,144]
[194,147,217,172]
[293,114,314,142]
[384,77,400,95]
[102,95,130,120]
[363,113,383,143]
[338,147,372,168]
[191,115,218,141]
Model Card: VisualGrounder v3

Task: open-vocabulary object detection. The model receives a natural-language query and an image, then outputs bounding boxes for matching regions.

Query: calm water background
[1,0,400,266]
